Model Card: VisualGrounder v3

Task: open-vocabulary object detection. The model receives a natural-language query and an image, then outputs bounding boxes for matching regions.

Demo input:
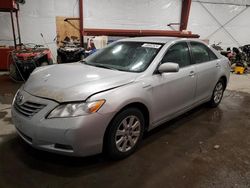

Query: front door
[150,42,196,125]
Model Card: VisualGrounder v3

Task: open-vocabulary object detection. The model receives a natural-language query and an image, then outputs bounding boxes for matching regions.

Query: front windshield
[84,41,162,72]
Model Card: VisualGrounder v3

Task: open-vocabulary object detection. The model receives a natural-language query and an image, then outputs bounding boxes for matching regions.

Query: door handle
[216,63,221,68]
[189,71,195,77]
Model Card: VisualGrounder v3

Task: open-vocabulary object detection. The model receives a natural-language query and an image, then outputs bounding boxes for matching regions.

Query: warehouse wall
[0,0,182,60]
[83,0,250,49]
[188,0,250,49]
[0,0,79,60]
[1,0,250,55]
[83,0,182,30]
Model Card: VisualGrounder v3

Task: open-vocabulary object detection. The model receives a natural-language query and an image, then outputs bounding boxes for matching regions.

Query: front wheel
[40,61,49,66]
[9,63,23,81]
[57,56,62,64]
[105,108,145,160]
[208,79,225,107]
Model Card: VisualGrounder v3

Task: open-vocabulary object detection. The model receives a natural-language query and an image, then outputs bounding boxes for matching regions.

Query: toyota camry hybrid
[11,37,230,159]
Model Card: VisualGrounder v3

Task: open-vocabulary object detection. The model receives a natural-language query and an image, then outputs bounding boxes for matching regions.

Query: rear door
[189,41,220,103]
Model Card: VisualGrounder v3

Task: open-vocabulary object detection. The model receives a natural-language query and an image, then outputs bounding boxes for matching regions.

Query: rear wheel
[208,79,225,107]
[105,108,144,160]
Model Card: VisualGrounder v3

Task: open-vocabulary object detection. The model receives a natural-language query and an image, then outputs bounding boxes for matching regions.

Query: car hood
[24,63,137,102]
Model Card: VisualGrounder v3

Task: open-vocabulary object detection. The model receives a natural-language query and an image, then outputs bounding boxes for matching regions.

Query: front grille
[14,101,46,118]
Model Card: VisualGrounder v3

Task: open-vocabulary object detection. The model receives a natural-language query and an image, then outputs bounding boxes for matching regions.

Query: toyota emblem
[16,92,24,105]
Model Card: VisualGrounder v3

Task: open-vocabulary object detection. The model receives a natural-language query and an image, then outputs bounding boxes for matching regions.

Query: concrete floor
[0,72,250,188]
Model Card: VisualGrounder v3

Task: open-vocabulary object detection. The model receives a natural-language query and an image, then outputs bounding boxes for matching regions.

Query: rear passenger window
[208,48,218,60]
[190,42,218,64]
[161,42,191,68]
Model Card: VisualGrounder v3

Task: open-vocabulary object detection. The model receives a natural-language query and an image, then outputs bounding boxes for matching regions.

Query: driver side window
[161,42,191,68]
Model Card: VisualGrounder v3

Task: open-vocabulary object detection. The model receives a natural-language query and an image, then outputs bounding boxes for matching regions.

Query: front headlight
[47,99,105,118]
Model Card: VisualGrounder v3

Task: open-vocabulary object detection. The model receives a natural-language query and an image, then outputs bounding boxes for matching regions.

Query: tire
[9,63,23,81]
[48,59,53,65]
[208,79,225,107]
[40,61,49,66]
[105,108,145,160]
[57,56,62,64]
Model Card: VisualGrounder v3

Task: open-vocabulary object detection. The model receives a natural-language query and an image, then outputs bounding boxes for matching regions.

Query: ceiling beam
[180,0,192,31]
[83,28,200,38]
[79,0,84,46]
[79,0,199,38]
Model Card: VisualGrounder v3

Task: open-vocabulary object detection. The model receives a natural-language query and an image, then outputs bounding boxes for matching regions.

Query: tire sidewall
[210,79,225,107]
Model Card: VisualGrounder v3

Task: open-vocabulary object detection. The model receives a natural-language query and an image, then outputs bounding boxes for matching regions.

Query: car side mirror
[158,63,179,73]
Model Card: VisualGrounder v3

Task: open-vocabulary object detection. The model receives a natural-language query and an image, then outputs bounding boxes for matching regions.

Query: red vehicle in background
[9,43,53,81]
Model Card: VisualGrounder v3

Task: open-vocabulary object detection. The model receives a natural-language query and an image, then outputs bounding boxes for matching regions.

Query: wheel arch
[219,75,227,89]
[102,102,150,152]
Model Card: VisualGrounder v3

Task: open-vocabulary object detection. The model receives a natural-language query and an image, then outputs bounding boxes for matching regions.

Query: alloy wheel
[115,115,141,152]
[214,82,224,104]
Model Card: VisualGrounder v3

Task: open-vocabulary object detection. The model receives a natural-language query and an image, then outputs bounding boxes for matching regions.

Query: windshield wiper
[81,61,119,71]
[92,64,119,71]
[80,60,87,64]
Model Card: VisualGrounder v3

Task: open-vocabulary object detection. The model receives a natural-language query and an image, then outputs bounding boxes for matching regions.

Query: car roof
[120,37,179,44]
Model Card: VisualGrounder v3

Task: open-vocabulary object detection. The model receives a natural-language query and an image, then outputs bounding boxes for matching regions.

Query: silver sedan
[11,37,230,159]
